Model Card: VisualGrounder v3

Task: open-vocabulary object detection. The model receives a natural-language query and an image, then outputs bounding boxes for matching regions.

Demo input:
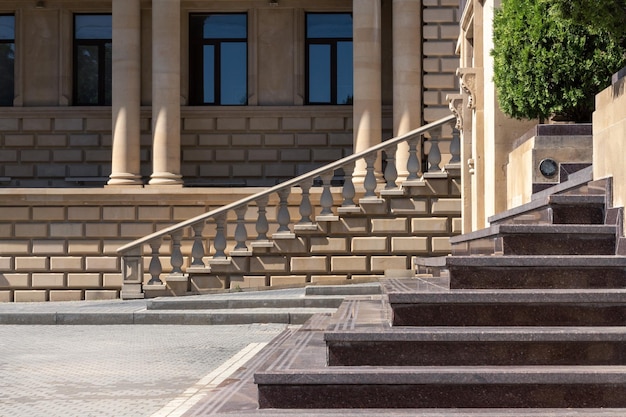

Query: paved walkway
[0,289,312,417]
[0,323,288,417]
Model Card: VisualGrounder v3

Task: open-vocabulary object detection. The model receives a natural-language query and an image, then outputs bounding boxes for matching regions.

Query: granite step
[449,224,617,256]
[489,193,607,225]
[255,365,626,409]
[446,255,626,289]
[388,289,626,326]
[325,326,626,366]
[146,295,345,310]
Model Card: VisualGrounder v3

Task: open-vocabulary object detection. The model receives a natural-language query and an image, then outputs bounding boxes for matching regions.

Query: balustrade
[117,115,457,296]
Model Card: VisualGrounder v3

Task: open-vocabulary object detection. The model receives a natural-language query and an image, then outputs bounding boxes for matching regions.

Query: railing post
[427,128,442,172]
[363,153,378,198]
[120,247,144,299]
[190,222,206,267]
[406,136,420,181]
[319,172,335,216]
[275,188,292,235]
[255,195,270,241]
[170,230,184,275]
[213,213,227,259]
[148,239,163,284]
[384,144,398,189]
[298,179,314,224]
[449,127,461,164]
[341,163,357,207]
[233,204,249,252]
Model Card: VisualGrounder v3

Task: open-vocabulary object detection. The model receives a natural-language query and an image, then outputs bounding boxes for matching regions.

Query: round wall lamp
[539,158,558,178]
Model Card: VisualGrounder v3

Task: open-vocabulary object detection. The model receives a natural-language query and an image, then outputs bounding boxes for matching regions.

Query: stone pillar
[149,0,183,186]
[108,0,142,186]
[353,0,382,182]
[392,0,422,180]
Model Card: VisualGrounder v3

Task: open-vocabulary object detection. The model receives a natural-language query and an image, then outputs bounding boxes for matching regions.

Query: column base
[107,173,144,187]
[148,172,184,186]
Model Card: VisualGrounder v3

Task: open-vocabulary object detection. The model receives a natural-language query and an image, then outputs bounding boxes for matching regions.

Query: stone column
[108,0,142,186]
[149,0,183,186]
[353,0,382,182]
[392,0,422,180]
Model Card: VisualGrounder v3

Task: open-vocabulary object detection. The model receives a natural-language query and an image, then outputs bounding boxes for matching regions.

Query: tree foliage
[492,0,626,122]
[547,0,626,44]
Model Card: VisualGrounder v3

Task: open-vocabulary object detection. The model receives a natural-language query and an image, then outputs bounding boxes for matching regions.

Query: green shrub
[549,0,626,44]
[492,0,626,122]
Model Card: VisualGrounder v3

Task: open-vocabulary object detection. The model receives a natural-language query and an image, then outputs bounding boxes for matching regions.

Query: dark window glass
[190,14,247,105]
[306,13,353,105]
[0,15,15,106]
[74,14,112,106]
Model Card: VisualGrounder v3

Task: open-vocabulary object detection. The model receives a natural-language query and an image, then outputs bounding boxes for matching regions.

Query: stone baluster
[255,196,270,241]
[276,188,291,233]
[406,136,420,181]
[233,205,249,251]
[213,213,227,259]
[148,239,163,284]
[384,144,398,189]
[427,129,442,172]
[319,172,335,216]
[298,179,314,224]
[341,163,357,207]
[449,127,461,164]
[170,230,184,274]
[363,153,378,198]
[190,222,206,266]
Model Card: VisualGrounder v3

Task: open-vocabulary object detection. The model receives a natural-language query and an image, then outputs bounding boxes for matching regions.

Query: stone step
[0,307,337,325]
[488,194,606,226]
[450,224,617,256]
[146,295,345,310]
[325,326,626,366]
[388,289,626,326]
[255,366,626,409]
[446,255,626,289]
[304,283,382,296]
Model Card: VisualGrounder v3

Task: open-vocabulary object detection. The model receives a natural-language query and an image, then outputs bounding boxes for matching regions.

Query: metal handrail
[116,113,455,255]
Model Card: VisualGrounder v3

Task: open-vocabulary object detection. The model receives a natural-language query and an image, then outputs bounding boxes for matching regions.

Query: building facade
[0,0,459,188]
[0,0,461,302]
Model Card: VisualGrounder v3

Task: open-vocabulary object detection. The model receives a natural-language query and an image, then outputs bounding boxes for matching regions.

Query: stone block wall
[423,0,461,123]
[0,107,358,188]
[189,175,462,292]
[594,69,626,235]
[0,174,462,302]
[0,188,261,302]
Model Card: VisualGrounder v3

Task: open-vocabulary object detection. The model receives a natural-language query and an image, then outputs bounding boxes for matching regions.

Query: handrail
[117,114,455,255]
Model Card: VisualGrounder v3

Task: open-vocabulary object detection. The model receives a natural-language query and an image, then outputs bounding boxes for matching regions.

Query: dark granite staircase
[251,166,626,411]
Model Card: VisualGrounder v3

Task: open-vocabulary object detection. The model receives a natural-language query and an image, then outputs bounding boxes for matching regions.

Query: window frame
[189,12,248,106]
[305,12,353,105]
[72,13,112,106]
[0,14,15,107]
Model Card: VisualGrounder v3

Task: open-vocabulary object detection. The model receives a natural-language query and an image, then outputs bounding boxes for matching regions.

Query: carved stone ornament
[446,94,464,130]
[456,68,478,110]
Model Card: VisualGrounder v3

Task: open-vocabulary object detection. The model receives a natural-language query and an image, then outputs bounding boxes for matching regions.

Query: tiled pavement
[0,288,308,417]
[0,323,288,417]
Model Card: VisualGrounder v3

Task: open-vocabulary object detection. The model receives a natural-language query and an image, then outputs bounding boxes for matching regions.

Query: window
[0,15,15,106]
[74,14,112,106]
[306,13,353,105]
[189,13,247,105]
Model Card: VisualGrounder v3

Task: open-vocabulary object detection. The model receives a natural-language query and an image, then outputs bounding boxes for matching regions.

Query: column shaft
[108,0,142,186]
[353,0,382,182]
[149,0,183,186]
[393,0,422,179]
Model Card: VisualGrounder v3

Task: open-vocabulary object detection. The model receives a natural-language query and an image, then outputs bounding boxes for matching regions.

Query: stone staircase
[243,166,626,412]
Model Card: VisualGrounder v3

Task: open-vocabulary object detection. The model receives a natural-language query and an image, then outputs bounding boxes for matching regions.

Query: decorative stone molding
[456,68,479,109]
[446,93,464,130]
